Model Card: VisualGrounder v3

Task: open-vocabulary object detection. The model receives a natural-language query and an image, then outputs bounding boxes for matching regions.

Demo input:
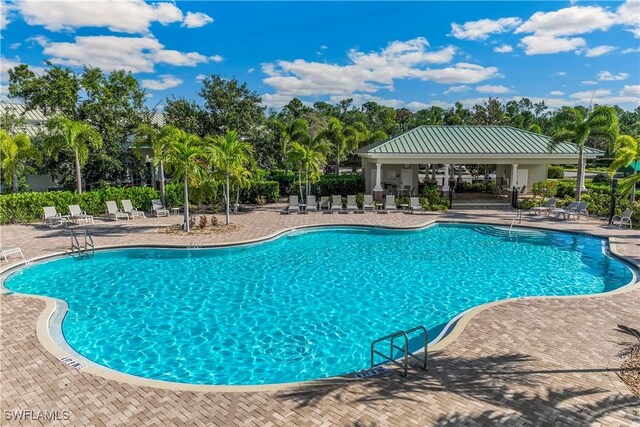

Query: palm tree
[133,124,177,206]
[43,115,102,194]
[0,130,42,193]
[229,165,252,211]
[610,134,639,201]
[163,129,206,232]
[551,106,618,201]
[318,117,346,175]
[206,130,254,225]
[279,118,309,170]
[287,142,325,199]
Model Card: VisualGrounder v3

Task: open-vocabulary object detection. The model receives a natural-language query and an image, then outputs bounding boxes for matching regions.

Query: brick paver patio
[1,205,639,426]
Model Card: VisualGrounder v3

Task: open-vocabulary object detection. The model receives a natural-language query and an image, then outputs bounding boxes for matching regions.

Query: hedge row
[0,187,159,224]
[309,174,365,196]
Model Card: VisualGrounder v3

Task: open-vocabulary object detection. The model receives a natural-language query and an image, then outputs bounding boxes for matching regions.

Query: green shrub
[547,165,564,179]
[421,184,449,210]
[265,170,297,196]
[518,199,537,210]
[310,174,364,196]
[555,180,577,198]
[460,181,495,193]
[592,172,612,184]
[238,181,279,204]
[532,180,558,199]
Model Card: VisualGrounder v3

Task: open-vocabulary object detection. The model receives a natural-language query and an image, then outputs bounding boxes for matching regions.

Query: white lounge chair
[385,195,397,213]
[306,195,317,213]
[319,196,330,211]
[0,246,23,261]
[410,197,424,214]
[550,201,578,218]
[43,206,67,227]
[611,209,633,229]
[106,201,130,221]
[346,195,358,213]
[562,202,589,220]
[530,198,557,215]
[68,204,94,224]
[331,195,343,213]
[122,199,145,218]
[151,199,169,217]
[288,195,300,214]
[363,195,375,213]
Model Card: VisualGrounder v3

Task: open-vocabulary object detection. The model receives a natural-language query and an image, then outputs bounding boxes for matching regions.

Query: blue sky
[1,1,639,111]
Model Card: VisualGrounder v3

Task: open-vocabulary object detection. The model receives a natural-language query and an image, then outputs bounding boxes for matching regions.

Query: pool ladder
[370,326,428,377]
[70,227,95,255]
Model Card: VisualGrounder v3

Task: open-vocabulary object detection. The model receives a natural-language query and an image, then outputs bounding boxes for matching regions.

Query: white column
[510,163,519,188]
[457,164,463,182]
[579,157,587,192]
[373,162,383,192]
[443,163,450,192]
[431,164,436,181]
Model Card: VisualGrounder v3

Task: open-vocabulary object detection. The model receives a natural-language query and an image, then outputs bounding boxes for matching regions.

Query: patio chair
[530,198,556,215]
[346,195,358,213]
[331,195,343,213]
[385,195,397,213]
[410,197,424,214]
[122,199,146,218]
[363,195,375,213]
[550,201,578,218]
[611,209,633,229]
[43,206,67,227]
[306,195,317,213]
[68,204,94,224]
[288,195,300,214]
[561,202,589,221]
[106,200,130,221]
[319,196,330,211]
[151,199,169,217]
[0,246,23,261]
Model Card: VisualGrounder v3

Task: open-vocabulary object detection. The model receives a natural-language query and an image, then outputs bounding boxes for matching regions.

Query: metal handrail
[370,326,428,377]
[69,228,95,255]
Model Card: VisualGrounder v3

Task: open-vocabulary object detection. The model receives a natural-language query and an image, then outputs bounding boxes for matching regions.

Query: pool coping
[1,219,639,393]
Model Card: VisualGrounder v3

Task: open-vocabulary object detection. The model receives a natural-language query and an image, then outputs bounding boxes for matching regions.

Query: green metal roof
[356,126,604,156]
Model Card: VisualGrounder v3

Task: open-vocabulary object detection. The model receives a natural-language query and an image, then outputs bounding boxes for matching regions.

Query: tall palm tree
[610,134,639,202]
[279,118,309,170]
[133,124,177,206]
[287,142,325,199]
[0,130,42,193]
[43,115,102,194]
[206,130,254,225]
[164,129,206,232]
[318,117,346,175]
[229,165,252,211]
[551,106,618,201]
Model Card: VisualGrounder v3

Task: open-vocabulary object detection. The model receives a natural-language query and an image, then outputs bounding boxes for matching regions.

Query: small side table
[170,207,181,215]
[299,203,306,214]
[375,203,384,213]
[400,204,409,212]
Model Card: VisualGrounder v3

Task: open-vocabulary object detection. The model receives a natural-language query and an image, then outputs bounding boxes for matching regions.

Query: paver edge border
[2,219,638,393]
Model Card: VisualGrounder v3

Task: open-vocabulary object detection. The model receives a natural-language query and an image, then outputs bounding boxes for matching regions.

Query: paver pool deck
[1,205,639,426]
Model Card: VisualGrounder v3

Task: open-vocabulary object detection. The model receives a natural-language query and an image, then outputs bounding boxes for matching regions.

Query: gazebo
[355,125,604,197]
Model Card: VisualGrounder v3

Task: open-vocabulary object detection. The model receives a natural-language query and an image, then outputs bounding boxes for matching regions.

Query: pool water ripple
[3,224,634,385]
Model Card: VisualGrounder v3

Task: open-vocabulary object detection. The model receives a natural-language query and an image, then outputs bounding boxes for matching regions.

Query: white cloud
[450,17,521,40]
[569,86,640,105]
[261,93,296,109]
[16,0,184,33]
[209,55,224,63]
[42,36,218,73]
[597,71,629,81]
[444,85,470,94]
[476,84,511,94]
[519,35,586,55]
[551,71,567,76]
[261,38,496,101]
[515,5,617,37]
[581,45,616,57]
[141,74,182,90]
[616,1,640,39]
[247,68,255,74]
[493,44,513,53]
[181,11,213,28]
[320,45,328,50]
[329,94,405,109]
[10,42,21,49]
[1,0,12,30]
[621,47,640,54]
[195,74,206,82]
[405,101,431,111]
[0,56,45,82]
[549,90,564,96]
[620,85,640,98]
[581,80,598,85]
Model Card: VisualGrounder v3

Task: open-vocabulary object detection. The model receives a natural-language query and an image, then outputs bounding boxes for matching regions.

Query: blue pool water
[3,224,634,385]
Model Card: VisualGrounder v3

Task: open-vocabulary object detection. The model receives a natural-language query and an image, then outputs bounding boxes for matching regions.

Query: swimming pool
[3,224,635,385]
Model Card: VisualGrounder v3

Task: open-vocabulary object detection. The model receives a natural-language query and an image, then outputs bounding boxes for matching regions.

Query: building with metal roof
[355,125,604,195]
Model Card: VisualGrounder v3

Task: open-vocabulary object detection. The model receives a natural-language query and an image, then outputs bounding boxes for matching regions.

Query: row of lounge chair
[42,199,172,226]
[530,199,590,220]
[287,194,425,214]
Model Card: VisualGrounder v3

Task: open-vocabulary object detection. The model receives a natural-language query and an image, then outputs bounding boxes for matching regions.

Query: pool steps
[370,326,428,377]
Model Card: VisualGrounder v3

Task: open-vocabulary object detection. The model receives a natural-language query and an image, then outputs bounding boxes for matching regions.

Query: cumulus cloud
[261,38,497,101]
[16,0,184,33]
[476,85,511,94]
[597,71,629,81]
[1,0,12,30]
[580,45,616,57]
[209,54,224,63]
[581,80,598,86]
[444,85,470,94]
[41,36,219,73]
[181,11,214,28]
[1,56,45,82]
[195,74,207,81]
[493,44,513,53]
[616,1,640,38]
[569,86,640,105]
[549,90,564,96]
[141,74,183,90]
[450,17,521,40]
[519,35,586,55]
